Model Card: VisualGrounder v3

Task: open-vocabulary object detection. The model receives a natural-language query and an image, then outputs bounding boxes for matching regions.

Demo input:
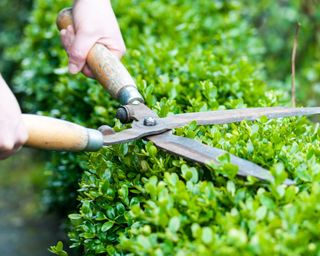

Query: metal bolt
[143,116,157,126]
[116,106,130,123]
[98,125,115,136]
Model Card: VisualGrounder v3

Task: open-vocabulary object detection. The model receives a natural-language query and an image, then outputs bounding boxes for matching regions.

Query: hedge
[8,0,320,255]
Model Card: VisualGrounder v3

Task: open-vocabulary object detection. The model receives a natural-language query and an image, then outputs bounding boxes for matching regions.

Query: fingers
[97,37,126,59]
[68,30,98,74]
[60,28,126,77]
[61,0,126,77]
[61,25,86,74]
[0,140,23,160]
[0,122,28,160]
[82,65,95,78]
[0,144,22,160]
[59,0,127,78]
[0,77,28,160]
[60,26,75,53]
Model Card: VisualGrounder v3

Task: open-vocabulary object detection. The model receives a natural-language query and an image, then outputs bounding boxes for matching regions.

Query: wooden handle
[57,7,144,105]
[23,114,103,151]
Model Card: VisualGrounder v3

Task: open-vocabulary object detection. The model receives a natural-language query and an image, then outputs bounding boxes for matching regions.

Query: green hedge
[8,0,320,255]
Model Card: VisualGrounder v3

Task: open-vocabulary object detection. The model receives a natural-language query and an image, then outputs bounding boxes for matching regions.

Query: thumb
[68,31,97,74]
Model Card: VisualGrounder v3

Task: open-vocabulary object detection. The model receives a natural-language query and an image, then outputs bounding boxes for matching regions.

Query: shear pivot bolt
[116,107,130,123]
[143,116,157,126]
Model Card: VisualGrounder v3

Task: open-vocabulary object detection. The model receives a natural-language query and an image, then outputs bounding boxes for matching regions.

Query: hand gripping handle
[56,7,144,105]
[23,114,103,151]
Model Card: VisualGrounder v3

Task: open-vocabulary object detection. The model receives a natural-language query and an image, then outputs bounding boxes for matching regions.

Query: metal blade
[103,106,320,145]
[147,131,294,185]
[103,126,170,145]
[162,107,320,129]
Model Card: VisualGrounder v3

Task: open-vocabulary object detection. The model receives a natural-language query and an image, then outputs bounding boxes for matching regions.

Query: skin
[0,75,28,160]
[61,0,126,77]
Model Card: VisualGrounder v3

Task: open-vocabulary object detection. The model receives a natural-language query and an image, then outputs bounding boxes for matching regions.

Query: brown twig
[291,23,300,107]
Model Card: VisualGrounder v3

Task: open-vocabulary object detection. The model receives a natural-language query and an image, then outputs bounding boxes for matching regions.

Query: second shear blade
[148,131,295,185]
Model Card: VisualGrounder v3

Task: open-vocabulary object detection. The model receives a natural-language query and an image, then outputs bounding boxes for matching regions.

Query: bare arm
[0,75,28,159]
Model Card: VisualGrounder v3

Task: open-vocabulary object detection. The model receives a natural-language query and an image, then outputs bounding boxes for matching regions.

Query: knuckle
[60,29,67,36]
[18,131,29,145]
[69,49,86,63]
[14,123,29,146]
[21,132,29,144]
[67,25,73,32]
[0,140,15,152]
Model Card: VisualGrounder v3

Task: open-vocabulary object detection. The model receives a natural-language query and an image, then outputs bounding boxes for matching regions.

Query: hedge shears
[23,8,320,185]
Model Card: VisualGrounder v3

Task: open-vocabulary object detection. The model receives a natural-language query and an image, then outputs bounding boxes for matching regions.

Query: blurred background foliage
[1,0,319,105]
[0,0,320,255]
[244,0,320,105]
[0,0,33,82]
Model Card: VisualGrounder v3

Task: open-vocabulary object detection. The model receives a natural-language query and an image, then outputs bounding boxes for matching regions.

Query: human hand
[0,75,28,160]
[60,0,126,77]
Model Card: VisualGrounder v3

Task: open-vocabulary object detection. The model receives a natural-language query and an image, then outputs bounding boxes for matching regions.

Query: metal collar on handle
[118,86,144,105]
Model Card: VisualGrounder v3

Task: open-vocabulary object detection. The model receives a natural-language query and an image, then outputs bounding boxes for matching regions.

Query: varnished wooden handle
[57,7,144,105]
[23,114,103,151]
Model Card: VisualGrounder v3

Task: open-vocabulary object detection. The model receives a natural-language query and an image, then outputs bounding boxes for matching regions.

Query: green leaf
[101,222,114,232]
[256,206,267,221]
[227,181,236,196]
[48,241,68,256]
[202,227,213,244]
[168,216,180,233]
[68,214,81,220]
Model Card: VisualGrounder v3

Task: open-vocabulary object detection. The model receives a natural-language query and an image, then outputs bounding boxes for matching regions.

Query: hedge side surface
[8,0,320,255]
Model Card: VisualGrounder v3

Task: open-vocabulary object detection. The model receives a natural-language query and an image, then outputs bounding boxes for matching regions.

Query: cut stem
[291,23,300,107]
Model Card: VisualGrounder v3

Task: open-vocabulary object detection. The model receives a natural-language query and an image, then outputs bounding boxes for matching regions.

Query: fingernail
[68,63,79,74]
[60,29,66,36]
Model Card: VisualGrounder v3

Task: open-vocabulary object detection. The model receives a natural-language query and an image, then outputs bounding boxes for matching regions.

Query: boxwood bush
[8,0,320,255]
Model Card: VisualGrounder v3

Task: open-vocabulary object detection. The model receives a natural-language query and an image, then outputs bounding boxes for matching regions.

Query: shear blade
[104,106,320,145]
[163,107,320,129]
[148,131,294,185]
